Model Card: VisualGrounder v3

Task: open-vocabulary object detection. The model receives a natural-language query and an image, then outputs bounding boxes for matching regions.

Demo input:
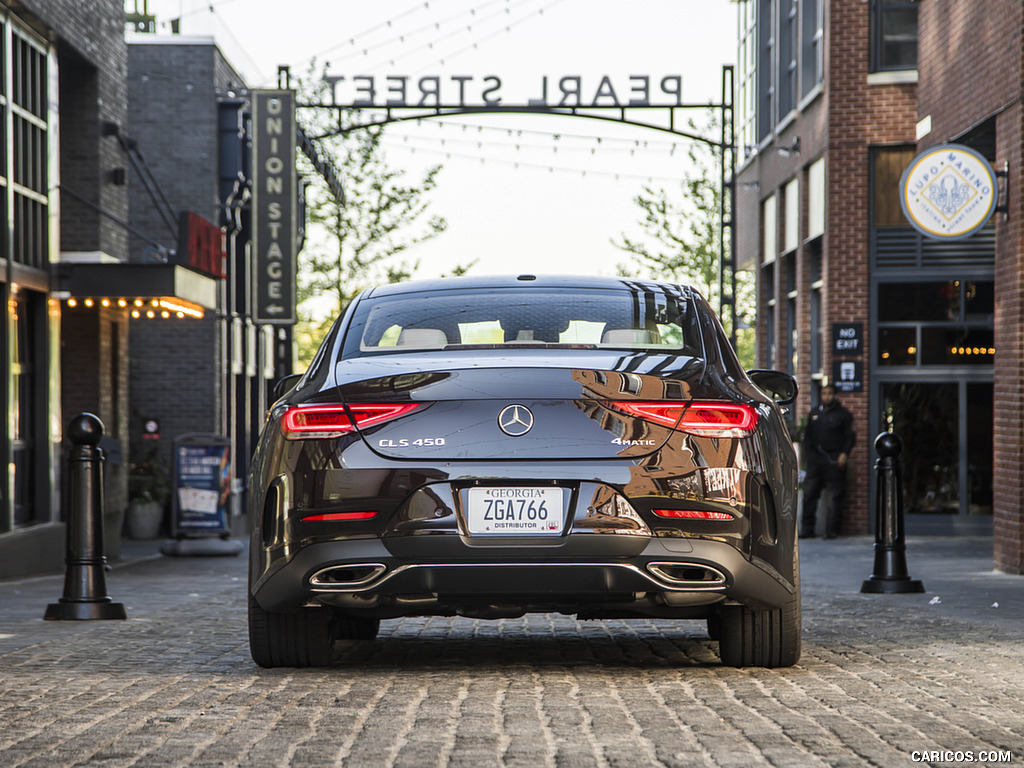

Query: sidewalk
[798,534,1023,629]
[0,536,248,655]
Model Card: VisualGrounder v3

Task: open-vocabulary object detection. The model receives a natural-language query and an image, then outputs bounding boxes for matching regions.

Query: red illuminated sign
[177,212,225,279]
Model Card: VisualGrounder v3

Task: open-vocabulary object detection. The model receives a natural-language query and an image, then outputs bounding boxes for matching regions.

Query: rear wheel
[717,588,801,668]
[248,594,337,668]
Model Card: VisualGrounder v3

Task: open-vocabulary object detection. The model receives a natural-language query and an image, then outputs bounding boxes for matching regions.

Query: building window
[871,0,918,72]
[785,252,797,375]
[761,256,776,370]
[11,291,37,526]
[872,146,916,227]
[738,0,757,159]
[801,0,824,97]
[778,0,797,117]
[877,281,994,367]
[783,178,799,252]
[808,240,823,376]
[757,0,776,142]
[807,158,825,238]
[10,29,50,269]
[762,194,777,263]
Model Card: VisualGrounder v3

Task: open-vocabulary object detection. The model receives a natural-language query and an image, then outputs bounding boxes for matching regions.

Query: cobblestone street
[1,536,1021,767]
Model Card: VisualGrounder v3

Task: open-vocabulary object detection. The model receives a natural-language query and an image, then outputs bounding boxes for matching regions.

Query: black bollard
[44,414,127,620]
[860,432,924,594]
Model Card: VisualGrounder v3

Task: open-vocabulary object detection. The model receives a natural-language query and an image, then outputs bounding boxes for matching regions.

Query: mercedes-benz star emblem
[498,404,534,437]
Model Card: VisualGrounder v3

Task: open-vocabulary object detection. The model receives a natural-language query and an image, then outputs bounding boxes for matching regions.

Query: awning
[57,263,218,319]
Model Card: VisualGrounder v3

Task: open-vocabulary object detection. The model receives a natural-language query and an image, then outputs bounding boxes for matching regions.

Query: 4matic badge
[611,438,656,446]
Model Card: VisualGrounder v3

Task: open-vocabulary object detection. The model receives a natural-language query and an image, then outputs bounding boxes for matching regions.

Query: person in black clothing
[800,384,856,539]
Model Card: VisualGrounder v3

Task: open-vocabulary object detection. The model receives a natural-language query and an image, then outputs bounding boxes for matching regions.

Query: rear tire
[248,594,336,668]
[717,588,801,668]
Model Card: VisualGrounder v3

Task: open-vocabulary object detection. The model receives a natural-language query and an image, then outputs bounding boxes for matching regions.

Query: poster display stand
[160,433,243,557]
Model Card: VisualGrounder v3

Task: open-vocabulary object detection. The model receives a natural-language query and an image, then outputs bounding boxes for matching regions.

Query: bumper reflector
[653,509,734,521]
[302,511,378,522]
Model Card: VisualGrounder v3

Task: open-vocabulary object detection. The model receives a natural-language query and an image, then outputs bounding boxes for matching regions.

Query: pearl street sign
[320,73,685,109]
[252,90,297,324]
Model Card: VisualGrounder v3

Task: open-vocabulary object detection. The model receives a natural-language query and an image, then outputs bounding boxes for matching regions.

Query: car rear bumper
[251,534,795,618]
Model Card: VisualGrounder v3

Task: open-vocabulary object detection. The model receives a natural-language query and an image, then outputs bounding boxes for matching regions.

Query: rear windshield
[341,286,704,357]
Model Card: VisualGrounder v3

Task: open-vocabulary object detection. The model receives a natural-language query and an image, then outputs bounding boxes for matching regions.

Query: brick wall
[917,0,1020,148]
[126,42,244,470]
[915,0,1023,573]
[992,105,1024,574]
[822,0,917,533]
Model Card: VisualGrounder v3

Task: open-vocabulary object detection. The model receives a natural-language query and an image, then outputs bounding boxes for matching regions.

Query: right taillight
[606,401,687,428]
[677,402,758,438]
[281,403,420,439]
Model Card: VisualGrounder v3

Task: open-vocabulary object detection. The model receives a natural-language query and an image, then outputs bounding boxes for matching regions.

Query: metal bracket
[996,162,1010,220]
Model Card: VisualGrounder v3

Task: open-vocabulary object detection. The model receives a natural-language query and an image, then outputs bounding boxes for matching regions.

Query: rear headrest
[601,328,661,345]
[396,328,448,348]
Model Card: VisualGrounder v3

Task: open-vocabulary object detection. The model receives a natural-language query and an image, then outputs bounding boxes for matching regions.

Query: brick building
[0,0,133,577]
[736,1,1023,572]
[0,2,298,579]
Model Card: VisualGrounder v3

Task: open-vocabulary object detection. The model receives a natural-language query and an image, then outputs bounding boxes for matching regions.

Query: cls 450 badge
[378,437,447,448]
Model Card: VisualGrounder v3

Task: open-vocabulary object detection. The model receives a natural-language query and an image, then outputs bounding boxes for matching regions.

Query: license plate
[466,487,564,535]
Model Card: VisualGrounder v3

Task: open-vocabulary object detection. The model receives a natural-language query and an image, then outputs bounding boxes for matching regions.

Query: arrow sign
[252,90,297,325]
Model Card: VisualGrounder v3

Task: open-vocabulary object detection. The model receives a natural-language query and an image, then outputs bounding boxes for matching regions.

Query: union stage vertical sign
[252,90,297,323]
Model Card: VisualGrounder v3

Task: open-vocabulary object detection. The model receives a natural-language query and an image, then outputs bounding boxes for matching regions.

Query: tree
[293,64,451,364]
[612,115,755,367]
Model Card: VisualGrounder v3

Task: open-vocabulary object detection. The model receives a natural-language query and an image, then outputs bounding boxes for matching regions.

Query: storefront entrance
[871,272,995,534]
[877,379,993,532]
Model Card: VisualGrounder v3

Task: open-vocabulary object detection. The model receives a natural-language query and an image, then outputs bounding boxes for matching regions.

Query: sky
[130,0,738,289]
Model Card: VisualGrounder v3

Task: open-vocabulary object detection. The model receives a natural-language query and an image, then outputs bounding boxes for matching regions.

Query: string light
[383,139,682,183]
[62,297,205,319]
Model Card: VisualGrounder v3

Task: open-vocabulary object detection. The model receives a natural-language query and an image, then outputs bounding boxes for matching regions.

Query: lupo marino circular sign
[899,144,999,240]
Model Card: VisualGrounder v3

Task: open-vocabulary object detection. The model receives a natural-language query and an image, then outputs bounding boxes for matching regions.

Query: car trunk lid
[333,351,705,461]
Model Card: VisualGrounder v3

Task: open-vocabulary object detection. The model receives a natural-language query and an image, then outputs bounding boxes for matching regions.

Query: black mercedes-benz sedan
[248,275,801,668]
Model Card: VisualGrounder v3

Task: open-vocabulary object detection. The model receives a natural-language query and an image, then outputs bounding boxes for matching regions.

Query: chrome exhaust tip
[646,562,727,588]
[309,563,386,589]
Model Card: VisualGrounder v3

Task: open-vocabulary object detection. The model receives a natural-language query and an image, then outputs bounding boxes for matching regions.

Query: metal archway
[289,66,738,343]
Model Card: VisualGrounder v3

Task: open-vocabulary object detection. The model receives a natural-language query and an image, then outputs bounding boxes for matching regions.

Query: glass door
[881,382,958,514]
[879,380,993,530]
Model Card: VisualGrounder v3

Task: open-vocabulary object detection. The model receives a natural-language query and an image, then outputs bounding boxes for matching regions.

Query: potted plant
[127,444,170,539]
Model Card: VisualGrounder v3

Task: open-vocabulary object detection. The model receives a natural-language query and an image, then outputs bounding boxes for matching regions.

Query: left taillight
[281,403,420,439]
